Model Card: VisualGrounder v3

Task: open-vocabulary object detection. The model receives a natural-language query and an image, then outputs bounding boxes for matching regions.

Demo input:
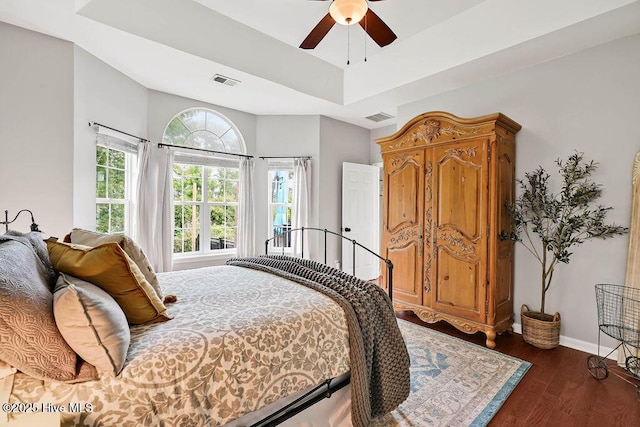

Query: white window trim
[267,160,294,255]
[172,162,239,258]
[96,145,137,235]
[164,107,246,259]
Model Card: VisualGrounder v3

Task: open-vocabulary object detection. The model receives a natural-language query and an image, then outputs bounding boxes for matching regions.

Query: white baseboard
[512,322,618,360]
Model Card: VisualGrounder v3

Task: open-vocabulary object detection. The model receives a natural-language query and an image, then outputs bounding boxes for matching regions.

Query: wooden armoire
[377,112,521,348]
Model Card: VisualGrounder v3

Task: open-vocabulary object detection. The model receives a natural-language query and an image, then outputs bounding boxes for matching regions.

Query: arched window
[163,108,246,256]
[163,108,245,154]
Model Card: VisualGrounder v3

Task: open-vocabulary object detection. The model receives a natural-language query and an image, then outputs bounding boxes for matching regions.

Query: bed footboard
[264,227,393,301]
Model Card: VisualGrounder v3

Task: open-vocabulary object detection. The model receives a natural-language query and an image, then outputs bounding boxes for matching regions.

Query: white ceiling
[2,0,640,129]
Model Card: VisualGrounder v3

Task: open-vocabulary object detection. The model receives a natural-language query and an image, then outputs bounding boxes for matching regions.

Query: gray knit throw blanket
[227,255,410,427]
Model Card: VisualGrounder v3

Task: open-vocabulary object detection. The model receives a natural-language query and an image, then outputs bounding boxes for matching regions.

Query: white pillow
[53,273,130,377]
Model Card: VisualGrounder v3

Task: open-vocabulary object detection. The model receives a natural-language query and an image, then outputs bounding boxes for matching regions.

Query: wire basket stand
[587,284,640,398]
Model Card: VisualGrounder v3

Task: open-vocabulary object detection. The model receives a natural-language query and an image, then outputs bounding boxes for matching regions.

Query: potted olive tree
[508,152,627,349]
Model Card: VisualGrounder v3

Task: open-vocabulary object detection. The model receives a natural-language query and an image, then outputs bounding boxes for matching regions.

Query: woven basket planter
[521,304,561,349]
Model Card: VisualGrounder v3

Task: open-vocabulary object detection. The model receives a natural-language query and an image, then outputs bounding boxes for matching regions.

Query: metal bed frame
[251,227,394,426]
[264,227,393,300]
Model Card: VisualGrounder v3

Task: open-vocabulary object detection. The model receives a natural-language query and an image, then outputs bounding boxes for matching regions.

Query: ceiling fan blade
[300,13,336,49]
[359,8,397,47]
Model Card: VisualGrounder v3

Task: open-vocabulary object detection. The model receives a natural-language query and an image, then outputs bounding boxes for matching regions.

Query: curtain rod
[90,121,254,159]
[259,156,312,160]
[158,143,253,159]
[88,121,149,143]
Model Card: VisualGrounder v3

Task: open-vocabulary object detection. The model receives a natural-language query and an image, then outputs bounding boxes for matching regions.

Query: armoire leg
[485,331,496,349]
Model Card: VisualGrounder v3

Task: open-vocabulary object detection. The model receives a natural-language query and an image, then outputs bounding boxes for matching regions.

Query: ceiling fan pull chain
[347,23,350,66]
[364,13,367,62]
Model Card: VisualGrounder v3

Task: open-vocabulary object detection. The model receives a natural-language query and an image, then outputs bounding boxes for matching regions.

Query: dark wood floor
[396,311,640,427]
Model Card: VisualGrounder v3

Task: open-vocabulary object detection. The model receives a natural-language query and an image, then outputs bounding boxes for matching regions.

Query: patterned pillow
[46,240,170,324]
[68,228,163,298]
[0,234,97,383]
[54,274,130,377]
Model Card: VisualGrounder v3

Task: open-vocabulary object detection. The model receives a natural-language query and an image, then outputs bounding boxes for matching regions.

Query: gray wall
[369,124,396,164]
[255,115,371,263]
[319,116,371,265]
[255,115,320,258]
[0,22,74,238]
[397,34,640,348]
[73,46,148,231]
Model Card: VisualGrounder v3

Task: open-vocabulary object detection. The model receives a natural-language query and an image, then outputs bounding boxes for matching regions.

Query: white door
[342,162,380,280]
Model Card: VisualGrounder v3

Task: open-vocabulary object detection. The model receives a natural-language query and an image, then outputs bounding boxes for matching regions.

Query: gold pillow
[46,240,170,324]
[68,228,163,299]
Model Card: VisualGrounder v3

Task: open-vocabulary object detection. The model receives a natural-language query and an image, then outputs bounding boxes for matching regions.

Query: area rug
[372,320,531,427]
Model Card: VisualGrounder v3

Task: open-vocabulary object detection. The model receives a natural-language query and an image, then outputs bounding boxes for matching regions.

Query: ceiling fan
[300,0,397,50]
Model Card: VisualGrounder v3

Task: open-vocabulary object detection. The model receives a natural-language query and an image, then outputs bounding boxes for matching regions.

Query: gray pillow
[54,274,130,377]
[0,233,97,383]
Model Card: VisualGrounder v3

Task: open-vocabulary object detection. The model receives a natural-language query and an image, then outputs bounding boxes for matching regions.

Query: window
[267,163,294,252]
[163,108,245,256]
[96,145,136,234]
[173,164,238,253]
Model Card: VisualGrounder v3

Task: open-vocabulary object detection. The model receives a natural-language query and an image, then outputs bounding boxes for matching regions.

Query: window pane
[220,129,240,153]
[174,205,200,254]
[180,109,206,132]
[108,168,125,199]
[185,131,224,151]
[164,109,243,155]
[210,224,223,240]
[271,205,291,248]
[95,146,133,235]
[174,164,202,202]
[208,167,223,202]
[96,204,109,233]
[205,112,231,139]
[268,167,294,250]
[225,179,238,202]
[96,146,107,166]
[287,171,294,203]
[174,205,184,229]
[109,149,125,169]
[210,205,224,227]
[224,227,236,248]
[183,205,200,229]
[271,171,286,203]
[224,205,237,226]
[173,229,184,253]
[96,166,107,198]
[173,170,184,200]
[183,229,200,252]
[226,168,239,180]
[110,204,125,232]
[164,119,190,145]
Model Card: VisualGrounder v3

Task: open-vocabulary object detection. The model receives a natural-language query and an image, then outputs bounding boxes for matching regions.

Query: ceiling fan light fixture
[329,0,368,26]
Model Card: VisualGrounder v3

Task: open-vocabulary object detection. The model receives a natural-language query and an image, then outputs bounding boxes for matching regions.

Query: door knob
[344,227,351,232]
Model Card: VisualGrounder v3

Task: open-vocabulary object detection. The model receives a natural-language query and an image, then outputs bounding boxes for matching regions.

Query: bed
[0,229,410,427]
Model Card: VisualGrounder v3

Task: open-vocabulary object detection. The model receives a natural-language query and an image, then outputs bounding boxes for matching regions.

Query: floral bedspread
[8,265,350,426]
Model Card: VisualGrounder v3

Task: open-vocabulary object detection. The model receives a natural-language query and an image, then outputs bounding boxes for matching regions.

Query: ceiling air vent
[365,112,394,122]
[211,74,240,87]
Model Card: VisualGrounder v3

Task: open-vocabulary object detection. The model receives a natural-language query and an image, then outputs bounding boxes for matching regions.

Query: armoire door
[382,148,424,305]
[492,141,516,324]
[429,139,489,323]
